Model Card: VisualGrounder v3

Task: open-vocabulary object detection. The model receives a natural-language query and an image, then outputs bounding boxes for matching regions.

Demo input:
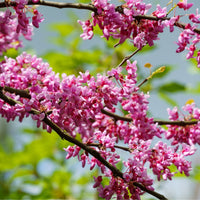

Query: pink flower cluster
[0,52,196,199]
[78,0,200,66]
[177,0,193,10]
[175,24,200,67]
[0,8,33,55]
[14,0,43,32]
[0,9,22,54]
[79,0,165,48]
[167,103,200,146]
[0,0,43,54]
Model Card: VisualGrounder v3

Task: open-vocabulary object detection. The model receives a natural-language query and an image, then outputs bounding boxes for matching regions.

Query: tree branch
[101,108,132,122]
[0,1,199,35]
[0,86,168,200]
[0,0,97,12]
[87,143,132,153]
[155,119,198,126]
[101,108,198,126]
[0,86,198,127]
[0,86,31,99]
[137,78,148,88]
[117,48,141,67]
[133,15,200,35]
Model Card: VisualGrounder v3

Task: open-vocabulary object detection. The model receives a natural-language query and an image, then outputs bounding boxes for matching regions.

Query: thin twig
[117,48,141,67]
[137,78,148,88]
[0,0,97,12]
[101,108,198,126]
[101,108,132,122]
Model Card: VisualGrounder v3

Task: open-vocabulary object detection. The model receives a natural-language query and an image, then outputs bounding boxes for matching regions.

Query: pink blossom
[152,4,167,18]
[93,176,102,188]
[32,9,44,28]
[167,104,200,145]
[64,146,74,159]
[32,0,39,3]
[78,20,94,40]
[176,26,195,53]
[13,0,43,32]
[197,51,200,68]
[177,0,193,10]
[107,67,122,80]
[163,16,180,32]
[186,44,196,59]
[149,141,194,180]
[189,8,200,23]
[0,9,28,54]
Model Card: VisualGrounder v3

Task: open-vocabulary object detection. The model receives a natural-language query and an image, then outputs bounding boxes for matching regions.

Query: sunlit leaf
[0,48,18,61]
[168,164,187,178]
[185,99,195,105]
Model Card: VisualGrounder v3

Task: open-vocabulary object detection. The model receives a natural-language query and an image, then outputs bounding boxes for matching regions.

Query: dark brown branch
[0,90,17,106]
[101,109,198,126]
[133,15,200,35]
[0,0,97,12]
[87,143,132,153]
[117,48,141,67]
[101,108,132,122]
[0,86,31,99]
[0,1,199,35]
[0,87,167,200]
[138,78,148,88]
[155,119,198,126]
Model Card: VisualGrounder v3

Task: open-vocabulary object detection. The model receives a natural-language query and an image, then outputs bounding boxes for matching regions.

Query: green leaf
[151,65,172,79]
[140,82,153,93]
[168,164,187,178]
[158,82,186,93]
[116,160,123,171]
[0,48,18,61]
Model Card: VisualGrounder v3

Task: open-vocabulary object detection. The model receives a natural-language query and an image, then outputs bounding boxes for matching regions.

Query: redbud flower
[189,8,200,24]
[177,0,193,10]
[32,0,39,3]
[78,20,94,40]
[153,4,167,18]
